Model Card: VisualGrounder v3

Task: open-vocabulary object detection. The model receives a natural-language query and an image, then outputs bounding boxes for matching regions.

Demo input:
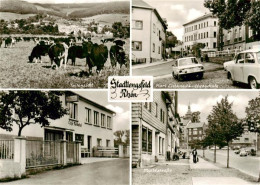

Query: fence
[66,141,80,164]
[26,140,62,168]
[0,140,14,160]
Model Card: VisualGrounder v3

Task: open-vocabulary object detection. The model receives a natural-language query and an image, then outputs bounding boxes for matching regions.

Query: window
[106,140,110,147]
[153,23,156,33]
[70,103,78,120]
[75,134,84,146]
[148,129,152,152]
[193,129,198,135]
[236,53,244,64]
[144,102,148,108]
[160,109,165,123]
[101,113,106,127]
[142,126,147,151]
[85,108,91,124]
[158,46,160,54]
[148,102,152,112]
[213,42,216,48]
[214,21,216,26]
[227,31,231,40]
[249,27,253,38]
[107,116,112,129]
[207,21,208,27]
[235,29,238,38]
[94,111,99,126]
[204,22,205,27]
[239,28,242,38]
[162,138,164,154]
[159,137,161,154]
[214,31,216,38]
[199,24,200,29]
[207,32,208,38]
[204,32,205,38]
[132,41,142,51]
[153,43,155,52]
[244,138,249,142]
[155,103,158,117]
[133,20,143,29]
[97,138,102,147]
[245,53,255,64]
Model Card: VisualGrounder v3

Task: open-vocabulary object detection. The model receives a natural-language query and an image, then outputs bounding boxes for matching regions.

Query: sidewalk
[190,156,256,185]
[132,59,173,70]
[81,157,119,164]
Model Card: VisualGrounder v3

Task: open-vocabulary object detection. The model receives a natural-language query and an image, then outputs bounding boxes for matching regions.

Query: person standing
[192,149,198,163]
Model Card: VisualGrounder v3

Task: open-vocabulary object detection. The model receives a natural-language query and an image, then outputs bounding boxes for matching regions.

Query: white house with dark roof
[0,91,116,157]
[132,0,168,64]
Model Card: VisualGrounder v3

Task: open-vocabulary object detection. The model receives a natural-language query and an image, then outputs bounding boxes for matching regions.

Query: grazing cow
[48,43,68,69]
[110,40,126,67]
[28,45,51,63]
[83,41,108,72]
[67,45,87,66]
[4,37,15,48]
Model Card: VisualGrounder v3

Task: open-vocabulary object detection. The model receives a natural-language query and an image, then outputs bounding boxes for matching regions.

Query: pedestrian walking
[192,149,198,163]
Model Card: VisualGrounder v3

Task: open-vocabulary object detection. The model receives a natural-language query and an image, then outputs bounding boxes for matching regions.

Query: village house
[132,91,179,168]
[0,91,115,157]
[132,0,167,64]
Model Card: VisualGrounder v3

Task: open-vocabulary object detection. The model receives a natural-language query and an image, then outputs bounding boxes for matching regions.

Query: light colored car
[172,57,204,81]
[224,60,235,71]
[239,149,248,157]
[234,149,240,154]
[226,48,260,89]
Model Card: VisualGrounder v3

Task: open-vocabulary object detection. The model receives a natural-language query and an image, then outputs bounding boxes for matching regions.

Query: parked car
[239,149,248,157]
[225,48,260,89]
[234,149,240,154]
[224,60,235,71]
[172,57,204,81]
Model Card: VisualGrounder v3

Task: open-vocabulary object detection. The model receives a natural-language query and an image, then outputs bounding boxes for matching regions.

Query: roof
[186,122,205,129]
[180,118,191,126]
[68,91,116,115]
[132,0,168,29]
[183,13,215,26]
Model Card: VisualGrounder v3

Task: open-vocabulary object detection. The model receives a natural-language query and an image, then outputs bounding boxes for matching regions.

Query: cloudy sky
[144,0,210,40]
[178,91,259,123]
[76,91,130,132]
[25,0,127,4]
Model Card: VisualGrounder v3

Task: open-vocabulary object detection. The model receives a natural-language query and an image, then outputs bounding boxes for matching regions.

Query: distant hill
[0,0,129,19]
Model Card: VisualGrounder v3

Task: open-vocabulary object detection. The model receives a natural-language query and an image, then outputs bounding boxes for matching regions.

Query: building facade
[187,122,206,149]
[132,0,167,64]
[132,91,179,167]
[179,104,192,149]
[183,13,218,51]
[222,25,260,51]
[0,92,115,157]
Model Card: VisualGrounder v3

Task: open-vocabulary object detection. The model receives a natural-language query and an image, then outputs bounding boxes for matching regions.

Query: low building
[183,13,218,52]
[132,0,167,64]
[0,91,115,157]
[132,91,178,167]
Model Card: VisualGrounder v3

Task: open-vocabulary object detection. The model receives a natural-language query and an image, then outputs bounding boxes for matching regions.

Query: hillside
[0,0,129,19]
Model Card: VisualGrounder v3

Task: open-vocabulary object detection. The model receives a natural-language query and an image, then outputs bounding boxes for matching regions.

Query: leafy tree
[0,91,67,136]
[114,130,124,147]
[125,129,130,145]
[204,0,259,38]
[166,31,178,48]
[191,43,205,58]
[245,93,260,182]
[207,96,244,167]
[191,111,201,123]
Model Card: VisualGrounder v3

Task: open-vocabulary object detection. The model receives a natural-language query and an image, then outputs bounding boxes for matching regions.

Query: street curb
[132,60,174,70]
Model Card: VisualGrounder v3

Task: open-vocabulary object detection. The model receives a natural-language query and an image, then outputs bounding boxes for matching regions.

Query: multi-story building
[0,91,115,157]
[183,13,218,51]
[222,25,260,51]
[179,103,192,149]
[132,91,179,167]
[187,122,206,149]
[132,0,167,64]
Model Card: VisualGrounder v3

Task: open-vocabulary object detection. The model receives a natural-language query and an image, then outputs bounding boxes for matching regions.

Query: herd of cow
[0,36,127,72]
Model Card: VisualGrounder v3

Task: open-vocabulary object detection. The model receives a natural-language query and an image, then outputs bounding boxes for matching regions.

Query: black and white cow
[110,40,126,67]
[67,45,87,66]
[28,45,51,63]
[48,43,68,69]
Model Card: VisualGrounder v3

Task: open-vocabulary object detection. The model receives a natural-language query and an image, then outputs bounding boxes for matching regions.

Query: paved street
[197,149,260,178]
[4,158,129,185]
[133,157,258,185]
[132,61,249,89]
